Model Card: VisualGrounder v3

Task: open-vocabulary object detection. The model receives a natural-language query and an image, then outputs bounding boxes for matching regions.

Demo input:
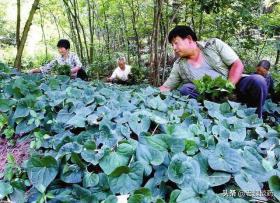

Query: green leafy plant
[51,62,71,76]
[130,65,149,84]
[0,62,11,74]
[193,75,235,102]
[87,53,115,80]
[0,61,279,202]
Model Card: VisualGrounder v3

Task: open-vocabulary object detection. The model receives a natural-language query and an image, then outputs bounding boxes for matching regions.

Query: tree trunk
[14,0,40,70]
[47,10,61,39]
[64,7,80,54]
[275,50,280,65]
[63,0,85,62]
[74,0,90,64]
[160,1,179,84]
[127,0,141,67]
[150,0,162,86]
[101,0,111,57]
[120,4,131,62]
[190,0,197,34]
[87,0,95,64]
[39,9,48,60]
[16,0,20,50]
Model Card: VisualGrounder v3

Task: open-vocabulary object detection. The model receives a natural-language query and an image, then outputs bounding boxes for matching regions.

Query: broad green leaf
[15,120,37,134]
[169,189,181,203]
[108,162,144,194]
[129,114,151,135]
[56,142,83,159]
[83,140,96,150]
[259,137,279,150]
[99,149,130,175]
[0,181,13,199]
[56,109,73,124]
[136,143,165,167]
[51,131,73,150]
[127,188,153,203]
[60,164,82,184]
[134,187,152,197]
[27,156,58,193]
[242,148,270,183]
[208,143,244,173]
[234,171,265,200]
[72,184,98,202]
[0,99,12,112]
[229,122,246,142]
[83,172,99,188]
[103,195,118,203]
[208,172,231,187]
[87,114,99,125]
[147,95,168,112]
[175,187,200,203]
[94,94,106,105]
[167,153,200,185]
[269,176,280,201]
[9,188,25,203]
[66,114,86,128]
[176,179,216,202]
[128,194,145,203]
[141,86,158,96]
[212,125,230,141]
[81,148,104,165]
[184,139,199,155]
[74,106,93,117]
[95,125,117,147]
[255,126,267,138]
[142,134,169,152]
[234,171,260,191]
[242,115,263,128]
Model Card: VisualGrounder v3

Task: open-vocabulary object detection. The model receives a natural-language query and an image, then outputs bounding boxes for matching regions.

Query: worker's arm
[228,59,244,85]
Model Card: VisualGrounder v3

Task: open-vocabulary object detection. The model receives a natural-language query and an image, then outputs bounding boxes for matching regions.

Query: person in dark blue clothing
[255,60,274,96]
[236,60,274,117]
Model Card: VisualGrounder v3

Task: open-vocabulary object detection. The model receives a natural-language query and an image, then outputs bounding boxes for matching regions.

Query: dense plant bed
[0,68,280,202]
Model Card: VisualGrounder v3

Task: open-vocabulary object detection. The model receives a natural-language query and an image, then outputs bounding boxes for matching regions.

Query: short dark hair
[257,60,271,70]
[57,39,70,49]
[168,26,198,43]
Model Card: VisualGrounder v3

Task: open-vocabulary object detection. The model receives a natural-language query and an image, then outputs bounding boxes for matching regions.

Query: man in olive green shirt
[160,26,269,118]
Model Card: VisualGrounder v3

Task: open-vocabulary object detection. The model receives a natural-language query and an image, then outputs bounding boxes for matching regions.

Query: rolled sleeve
[214,38,239,66]
[163,62,181,89]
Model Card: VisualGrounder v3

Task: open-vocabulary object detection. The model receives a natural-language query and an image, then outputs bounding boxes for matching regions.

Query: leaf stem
[152,124,159,136]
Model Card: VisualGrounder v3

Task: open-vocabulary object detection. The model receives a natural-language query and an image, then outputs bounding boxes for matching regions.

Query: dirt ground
[0,136,30,174]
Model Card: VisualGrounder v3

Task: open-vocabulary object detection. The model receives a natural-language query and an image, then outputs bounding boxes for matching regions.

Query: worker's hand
[71,67,80,74]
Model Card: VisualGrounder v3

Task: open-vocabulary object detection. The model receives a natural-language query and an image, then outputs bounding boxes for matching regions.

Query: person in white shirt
[107,57,132,83]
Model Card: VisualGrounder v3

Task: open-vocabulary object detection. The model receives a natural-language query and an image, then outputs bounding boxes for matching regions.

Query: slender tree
[39,9,48,60]
[16,0,20,50]
[87,0,95,64]
[14,0,40,70]
[149,0,162,86]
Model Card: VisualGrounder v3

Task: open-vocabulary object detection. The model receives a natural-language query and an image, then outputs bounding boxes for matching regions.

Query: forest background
[0,0,279,85]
